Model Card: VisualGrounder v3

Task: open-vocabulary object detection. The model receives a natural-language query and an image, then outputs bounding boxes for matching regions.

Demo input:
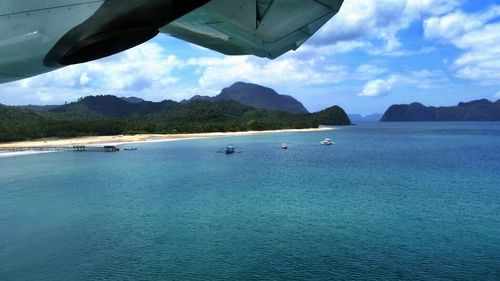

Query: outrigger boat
[217,145,239,155]
[224,145,235,154]
[320,138,334,145]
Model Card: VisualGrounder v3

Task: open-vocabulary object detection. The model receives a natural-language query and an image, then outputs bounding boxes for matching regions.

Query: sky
[1,0,500,115]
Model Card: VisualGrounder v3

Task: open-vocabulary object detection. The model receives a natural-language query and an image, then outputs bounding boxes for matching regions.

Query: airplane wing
[0,0,343,84]
[161,0,344,59]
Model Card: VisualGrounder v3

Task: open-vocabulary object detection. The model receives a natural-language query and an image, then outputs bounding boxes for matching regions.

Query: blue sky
[1,0,500,115]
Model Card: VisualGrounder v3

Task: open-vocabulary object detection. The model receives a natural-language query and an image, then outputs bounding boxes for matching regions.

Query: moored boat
[224,145,235,154]
[320,138,334,145]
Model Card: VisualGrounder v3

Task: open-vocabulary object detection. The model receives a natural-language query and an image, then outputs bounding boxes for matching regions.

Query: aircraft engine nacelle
[0,0,208,84]
[45,0,209,66]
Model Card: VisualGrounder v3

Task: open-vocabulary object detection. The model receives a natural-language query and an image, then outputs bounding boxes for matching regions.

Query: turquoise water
[1,122,499,280]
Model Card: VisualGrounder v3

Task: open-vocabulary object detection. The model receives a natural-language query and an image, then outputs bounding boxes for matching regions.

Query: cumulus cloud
[18,43,183,91]
[424,6,500,83]
[354,64,388,80]
[0,42,192,104]
[188,55,349,90]
[408,69,450,89]
[311,0,460,54]
[359,75,399,97]
[495,91,500,98]
[424,6,500,41]
[358,69,450,97]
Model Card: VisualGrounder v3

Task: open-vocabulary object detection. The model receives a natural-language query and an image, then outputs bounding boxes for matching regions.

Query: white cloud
[357,69,450,97]
[354,64,388,80]
[424,6,500,84]
[79,72,92,86]
[424,6,500,41]
[17,42,183,91]
[3,42,186,104]
[310,0,460,54]
[408,69,450,89]
[359,75,399,97]
[495,91,500,98]
[188,55,349,91]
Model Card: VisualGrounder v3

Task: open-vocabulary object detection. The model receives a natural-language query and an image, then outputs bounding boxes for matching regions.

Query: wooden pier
[0,145,120,153]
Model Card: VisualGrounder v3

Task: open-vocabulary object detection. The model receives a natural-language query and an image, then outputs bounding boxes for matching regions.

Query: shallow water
[1,122,499,280]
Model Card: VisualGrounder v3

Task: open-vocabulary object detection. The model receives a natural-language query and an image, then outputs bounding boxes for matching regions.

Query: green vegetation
[213,82,309,114]
[0,95,350,142]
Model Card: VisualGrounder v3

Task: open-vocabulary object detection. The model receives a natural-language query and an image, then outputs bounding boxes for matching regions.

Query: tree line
[0,97,350,142]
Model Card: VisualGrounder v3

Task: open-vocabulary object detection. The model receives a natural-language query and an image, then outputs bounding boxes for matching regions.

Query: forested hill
[183,82,309,114]
[215,82,309,114]
[381,99,500,122]
[0,95,350,142]
[50,95,174,118]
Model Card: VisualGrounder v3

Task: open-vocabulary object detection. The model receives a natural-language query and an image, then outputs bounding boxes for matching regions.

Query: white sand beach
[0,127,334,158]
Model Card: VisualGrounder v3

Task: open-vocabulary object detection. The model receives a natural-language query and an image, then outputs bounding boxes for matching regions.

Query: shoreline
[0,127,334,158]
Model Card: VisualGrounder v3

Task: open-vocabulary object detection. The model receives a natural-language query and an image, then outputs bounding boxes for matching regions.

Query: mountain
[216,82,309,114]
[51,95,145,118]
[50,95,172,118]
[313,106,350,125]
[348,114,363,122]
[49,95,347,124]
[1,94,349,142]
[364,113,383,122]
[1,80,350,142]
[120,96,145,104]
[381,99,500,121]
[181,95,212,104]
[17,105,59,111]
[349,113,382,122]
[184,82,309,114]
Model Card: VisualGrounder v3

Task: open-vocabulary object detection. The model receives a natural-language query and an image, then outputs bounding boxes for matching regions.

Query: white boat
[224,145,235,154]
[281,143,288,149]
[217,145,236,154]
[320,138,334,145]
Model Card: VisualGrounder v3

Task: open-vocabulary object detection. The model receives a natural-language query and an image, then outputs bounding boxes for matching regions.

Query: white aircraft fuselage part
[0,0,343,84]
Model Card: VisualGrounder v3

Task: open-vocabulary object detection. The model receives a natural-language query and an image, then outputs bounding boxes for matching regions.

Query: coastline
[0,127,334,158]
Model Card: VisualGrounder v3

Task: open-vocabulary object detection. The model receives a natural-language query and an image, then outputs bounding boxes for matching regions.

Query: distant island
[381,99,500,122]
[0,82,350,142]
[349,113,382,123]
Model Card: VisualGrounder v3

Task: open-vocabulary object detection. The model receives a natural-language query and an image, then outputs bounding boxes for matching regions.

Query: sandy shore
[0,127,334,151]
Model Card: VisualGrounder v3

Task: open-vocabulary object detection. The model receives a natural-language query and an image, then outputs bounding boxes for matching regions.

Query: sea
[1,122,499,280]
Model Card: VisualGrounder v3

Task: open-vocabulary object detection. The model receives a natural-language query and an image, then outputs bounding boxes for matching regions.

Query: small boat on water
[124,148,138,151]
[224,145,235,154]
[281,143,288,149]
[320,138,335,145]
[217,145,237,154]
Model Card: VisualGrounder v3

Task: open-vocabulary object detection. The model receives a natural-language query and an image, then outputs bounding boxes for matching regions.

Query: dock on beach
[0,145,120,153]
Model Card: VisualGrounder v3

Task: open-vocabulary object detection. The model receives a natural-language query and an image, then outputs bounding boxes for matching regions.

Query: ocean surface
[1,122,499,280]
